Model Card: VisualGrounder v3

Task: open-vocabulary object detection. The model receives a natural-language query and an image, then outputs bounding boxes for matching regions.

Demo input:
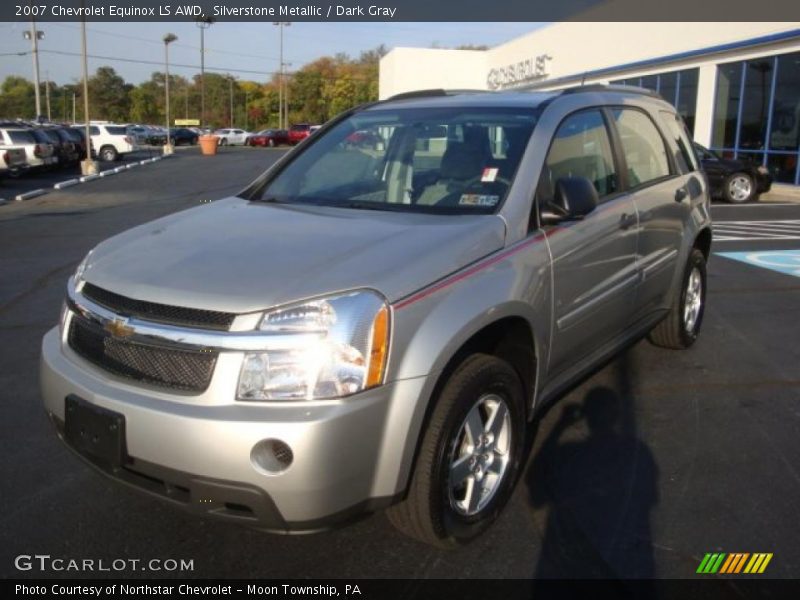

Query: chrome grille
[67,315,217,393]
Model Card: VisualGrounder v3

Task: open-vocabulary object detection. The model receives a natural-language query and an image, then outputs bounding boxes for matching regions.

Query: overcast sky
[0,22,543,85]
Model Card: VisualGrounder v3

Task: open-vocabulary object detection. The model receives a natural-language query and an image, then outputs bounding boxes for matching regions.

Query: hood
[81,197,506,314]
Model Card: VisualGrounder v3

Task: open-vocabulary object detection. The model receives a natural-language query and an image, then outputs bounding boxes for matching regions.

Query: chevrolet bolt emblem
[104,318,134,338]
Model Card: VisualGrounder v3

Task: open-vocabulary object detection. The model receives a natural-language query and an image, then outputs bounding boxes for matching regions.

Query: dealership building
[379,23,800,186]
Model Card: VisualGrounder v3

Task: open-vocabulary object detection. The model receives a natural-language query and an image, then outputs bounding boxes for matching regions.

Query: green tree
[86,66,132,122]
[0,76,36,119]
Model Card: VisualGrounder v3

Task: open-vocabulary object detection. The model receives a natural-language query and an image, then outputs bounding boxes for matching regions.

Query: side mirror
[541,176,599,224]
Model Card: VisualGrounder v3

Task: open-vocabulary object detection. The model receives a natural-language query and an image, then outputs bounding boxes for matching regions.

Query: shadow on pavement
[526,351,659,582]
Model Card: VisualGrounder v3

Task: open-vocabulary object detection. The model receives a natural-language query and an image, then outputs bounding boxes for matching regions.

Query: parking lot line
[713,219,800,242]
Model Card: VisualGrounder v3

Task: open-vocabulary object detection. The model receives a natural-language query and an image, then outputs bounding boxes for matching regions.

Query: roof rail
[387,88,488,101]
[558,83,662,99]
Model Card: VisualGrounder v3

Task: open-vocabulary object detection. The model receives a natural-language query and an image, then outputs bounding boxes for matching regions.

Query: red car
[246,129,290,147]
[287,123,318,145]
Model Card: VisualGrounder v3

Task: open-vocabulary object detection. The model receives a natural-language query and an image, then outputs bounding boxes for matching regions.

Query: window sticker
[481,167,499,182]
[459,194,500,207]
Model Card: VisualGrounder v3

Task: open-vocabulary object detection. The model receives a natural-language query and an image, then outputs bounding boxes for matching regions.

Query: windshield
[251,106,537,214]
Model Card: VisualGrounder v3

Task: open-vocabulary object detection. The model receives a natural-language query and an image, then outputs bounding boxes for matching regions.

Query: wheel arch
[694,226,712,260]
[393,313,541,499]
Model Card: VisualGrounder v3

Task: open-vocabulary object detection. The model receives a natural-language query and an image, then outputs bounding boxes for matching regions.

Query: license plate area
[64,395,127,470]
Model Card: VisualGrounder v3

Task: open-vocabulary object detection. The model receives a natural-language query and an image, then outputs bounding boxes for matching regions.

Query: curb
[3,152,171,207]
[54,179,80,190]
[15,188,47,202]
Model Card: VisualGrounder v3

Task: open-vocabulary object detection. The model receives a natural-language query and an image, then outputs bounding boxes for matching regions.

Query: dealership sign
[487,54,552,90]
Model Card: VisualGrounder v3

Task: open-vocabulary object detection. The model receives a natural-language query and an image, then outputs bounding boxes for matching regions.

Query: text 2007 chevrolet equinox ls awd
[41,86,711,547]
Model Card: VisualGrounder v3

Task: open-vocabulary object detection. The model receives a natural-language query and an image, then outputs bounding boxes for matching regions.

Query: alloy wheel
[448,393,512,516]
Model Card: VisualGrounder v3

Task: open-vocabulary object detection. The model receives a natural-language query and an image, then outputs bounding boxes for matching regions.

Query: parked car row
[0,120,90,177]
[240,123,322,148]
[246,129,290,147]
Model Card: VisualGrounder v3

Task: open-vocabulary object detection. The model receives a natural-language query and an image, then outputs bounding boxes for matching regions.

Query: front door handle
[675,187,688,202]
[619,213,637,230]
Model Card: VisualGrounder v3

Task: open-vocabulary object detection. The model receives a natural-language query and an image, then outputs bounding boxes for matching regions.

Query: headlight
[73,249,93,283]
[237,290,390,401]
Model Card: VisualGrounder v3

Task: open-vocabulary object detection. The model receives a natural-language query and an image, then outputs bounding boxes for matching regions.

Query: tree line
[0,45,386,129]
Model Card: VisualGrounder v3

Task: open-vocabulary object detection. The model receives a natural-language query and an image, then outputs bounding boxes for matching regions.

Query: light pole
[282,62,292,130]
[163,33,178,155]
[45,71,51,121]
[195,16,215,130]
[273,22,290,129]
[244,89,248,131]
[23,13,44,119]
[79,4,97,175]
[228,76,235,128]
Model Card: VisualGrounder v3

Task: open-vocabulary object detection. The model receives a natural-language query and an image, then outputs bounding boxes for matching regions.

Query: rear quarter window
[106,126,127,136]
[8,130,36,144]
[611,108,672,187]
[658,111,699,173]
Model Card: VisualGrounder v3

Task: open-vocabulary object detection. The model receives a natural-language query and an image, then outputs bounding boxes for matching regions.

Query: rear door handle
[675,187,688,202]
[619,213,637,230]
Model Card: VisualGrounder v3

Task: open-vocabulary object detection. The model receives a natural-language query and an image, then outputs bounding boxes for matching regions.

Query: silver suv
[41,86,711,547]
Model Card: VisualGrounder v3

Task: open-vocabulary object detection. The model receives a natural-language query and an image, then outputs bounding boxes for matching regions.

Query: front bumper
[40,327,427,531]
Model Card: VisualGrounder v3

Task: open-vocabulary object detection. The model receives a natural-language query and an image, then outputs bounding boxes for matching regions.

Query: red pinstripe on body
[393,227,567,310]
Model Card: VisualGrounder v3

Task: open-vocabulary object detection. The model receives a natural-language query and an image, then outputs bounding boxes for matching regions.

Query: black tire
[723,172,755,204]
[648,247,707,349]
[98,145,118,162]
[219,138,227,146]
[386,354,526,547]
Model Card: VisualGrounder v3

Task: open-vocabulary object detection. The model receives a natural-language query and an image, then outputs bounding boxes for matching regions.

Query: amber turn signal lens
[366,305,389,388]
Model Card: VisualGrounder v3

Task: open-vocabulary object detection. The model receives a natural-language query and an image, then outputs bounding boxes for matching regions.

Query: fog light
[251,439,294,474]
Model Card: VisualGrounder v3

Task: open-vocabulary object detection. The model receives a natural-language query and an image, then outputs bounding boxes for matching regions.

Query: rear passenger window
[538,109,618,206]
[658,111,699,173]
[611,108,671,187]
[106,126,127,135]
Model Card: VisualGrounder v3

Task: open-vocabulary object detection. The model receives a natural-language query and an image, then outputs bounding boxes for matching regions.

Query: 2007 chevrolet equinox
[41,85,711,547]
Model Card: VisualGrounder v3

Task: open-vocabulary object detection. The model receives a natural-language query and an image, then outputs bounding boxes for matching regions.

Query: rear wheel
[386,354,525,547]
[724,172,755,203]
[648,247,707,349]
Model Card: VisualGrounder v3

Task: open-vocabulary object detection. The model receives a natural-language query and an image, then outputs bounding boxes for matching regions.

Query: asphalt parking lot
[1,146,798,579]
[0,147,172,203]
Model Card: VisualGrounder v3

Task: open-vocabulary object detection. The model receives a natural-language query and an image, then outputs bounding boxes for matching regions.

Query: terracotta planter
[199,135,219,156]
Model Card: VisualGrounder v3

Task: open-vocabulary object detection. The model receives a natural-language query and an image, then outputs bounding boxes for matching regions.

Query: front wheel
[648,247,707,349]
[98,145,118,162]
[724,172,755,203]
[387,354,525,547]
